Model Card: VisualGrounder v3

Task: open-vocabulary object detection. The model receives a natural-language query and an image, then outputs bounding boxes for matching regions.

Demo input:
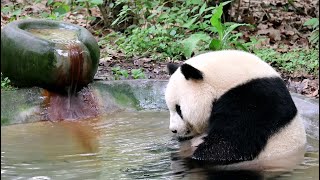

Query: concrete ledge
[1,80,319,140]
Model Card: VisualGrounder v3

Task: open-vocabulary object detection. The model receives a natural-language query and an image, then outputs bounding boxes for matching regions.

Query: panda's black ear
[167,63,180,75]
[181,64,203,80]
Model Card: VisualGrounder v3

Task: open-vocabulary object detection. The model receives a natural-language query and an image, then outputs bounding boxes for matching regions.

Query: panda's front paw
[190,134,207,147]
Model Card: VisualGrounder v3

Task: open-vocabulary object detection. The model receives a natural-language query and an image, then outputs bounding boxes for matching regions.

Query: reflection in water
[26,28,78,43]
[1,118,101,179]
[1,112,319,179]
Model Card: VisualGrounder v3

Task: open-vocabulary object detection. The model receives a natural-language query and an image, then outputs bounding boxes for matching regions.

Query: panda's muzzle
[173,128,193,142]
[177,136,194,142]
[171,129,190,134]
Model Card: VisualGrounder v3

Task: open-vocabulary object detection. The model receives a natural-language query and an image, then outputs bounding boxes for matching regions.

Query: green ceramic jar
[1,19,100,93]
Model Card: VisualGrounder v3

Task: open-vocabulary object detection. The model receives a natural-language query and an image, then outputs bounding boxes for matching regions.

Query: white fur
[165,50,306,171]
[165,50,279,137]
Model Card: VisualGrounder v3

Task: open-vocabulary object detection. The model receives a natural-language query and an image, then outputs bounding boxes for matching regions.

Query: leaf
[191,6,199,13]
[89,0,103,5]
[232,41,249,52]
[310,30,319,44]
[182,17,197,28]
[147,13,156,20]
[1,7,11,14]
[169,29,176,36]
[223,23,253,42]
[203,14,212,19]
[158,13,169,20]
[304,18,319,29]
[12,9,21,16]
[210,0,231,35]
[199,3,207,15]
[187,0,202,5]
[47,0,54,5]
[219,1,232,7]
[53,7,68,15]
[40,12,50,18]
[209,39,221,50]
[120,70,129,78]
[181,33,211,58]
[210,3,224,39]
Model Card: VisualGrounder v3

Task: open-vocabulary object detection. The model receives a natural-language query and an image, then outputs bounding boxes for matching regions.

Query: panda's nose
[171,130,177,133]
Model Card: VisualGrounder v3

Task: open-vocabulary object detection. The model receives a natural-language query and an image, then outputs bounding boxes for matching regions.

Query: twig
[235,0,241,22]
[259,3,271,21]
[98,0,110,27]
[288,0,306,15]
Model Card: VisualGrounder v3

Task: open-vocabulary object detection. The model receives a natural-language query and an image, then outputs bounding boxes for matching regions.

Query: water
[40,89,100,121]
[1,112,319,179]
[26,28,79,44]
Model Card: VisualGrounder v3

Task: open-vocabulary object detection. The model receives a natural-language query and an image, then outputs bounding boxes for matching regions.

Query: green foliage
[304,18,319,46]
[111,67,146,80]
[177,1,256,58]
[44,1,71,20]
[108,0,221,60]
[112,66,129,80]
[111,3,132,26]
[85,0,103,5]
[115,25,184,60]
[254,48,319,75]
[119,0,257,60]
[180,33,211,58]
[112,0,214,31]
[1,73,15,91]
[43,0,102,20]
[153,1,215,32]
[1,118,10,126]
[1,3,23,21]
[209,1,253,51]
[131,69,146,79]
[242,36,266,52]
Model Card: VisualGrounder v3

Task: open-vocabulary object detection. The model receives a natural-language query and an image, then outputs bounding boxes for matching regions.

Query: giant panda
[165,50,307,171]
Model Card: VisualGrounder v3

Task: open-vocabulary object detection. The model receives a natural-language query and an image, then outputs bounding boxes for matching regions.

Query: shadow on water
[173,157,264,180]
[122,136,265,180]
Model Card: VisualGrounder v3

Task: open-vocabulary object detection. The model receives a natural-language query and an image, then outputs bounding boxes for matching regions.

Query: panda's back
[185,50,280,96]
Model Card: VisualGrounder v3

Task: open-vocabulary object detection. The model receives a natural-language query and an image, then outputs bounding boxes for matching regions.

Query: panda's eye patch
[176,105,183,119]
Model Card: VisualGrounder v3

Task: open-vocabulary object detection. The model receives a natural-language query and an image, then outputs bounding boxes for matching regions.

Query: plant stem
[98,0,111,27]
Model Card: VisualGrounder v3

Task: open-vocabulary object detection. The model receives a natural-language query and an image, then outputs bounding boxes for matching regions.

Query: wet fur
[165,50,306,170]
[192,77,297,163]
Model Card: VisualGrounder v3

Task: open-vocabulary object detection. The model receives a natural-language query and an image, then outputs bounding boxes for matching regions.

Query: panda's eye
[176,104,183,119]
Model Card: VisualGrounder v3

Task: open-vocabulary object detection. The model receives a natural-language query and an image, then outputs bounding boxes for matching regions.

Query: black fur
[176,104,183,119]
[167,63,180,75]
[192,77,297,164]
[180,64,203,80]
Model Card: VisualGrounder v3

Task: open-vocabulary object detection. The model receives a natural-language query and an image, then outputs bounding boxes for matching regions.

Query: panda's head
[165,63,214,139]
[165,50,279,139]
